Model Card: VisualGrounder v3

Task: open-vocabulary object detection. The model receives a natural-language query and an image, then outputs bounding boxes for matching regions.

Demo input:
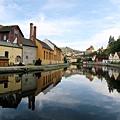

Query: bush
[35,58,42,65]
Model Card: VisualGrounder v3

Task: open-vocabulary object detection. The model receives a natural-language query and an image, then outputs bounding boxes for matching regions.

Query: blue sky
[0,0,120,51]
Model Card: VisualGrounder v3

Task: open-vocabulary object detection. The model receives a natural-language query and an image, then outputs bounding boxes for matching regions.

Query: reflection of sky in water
[1,74,120,120]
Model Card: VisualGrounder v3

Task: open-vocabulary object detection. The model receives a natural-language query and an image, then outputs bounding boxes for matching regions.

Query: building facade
[36,39,54,65]
[0,41,22,65]
[43,38,63,64]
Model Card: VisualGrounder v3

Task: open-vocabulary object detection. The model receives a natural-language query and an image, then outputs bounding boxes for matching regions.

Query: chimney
[33,26,36,44]
[30,23,34,41]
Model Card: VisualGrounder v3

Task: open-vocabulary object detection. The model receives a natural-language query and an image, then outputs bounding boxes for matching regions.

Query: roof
[83,58,92,61]
[49,40,61,51]
[96,55,107,59]
[45,39,62,51]
[18,37,37,47]
[37,39,53,51]
[0,41,22,48]
[0,56,9,60]
[0,25,24,37]
[0,25,15,32]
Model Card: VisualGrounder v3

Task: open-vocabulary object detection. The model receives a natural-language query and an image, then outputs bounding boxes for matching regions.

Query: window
[5,51,9,58]
[16,56,21,62]
[33,60,35,63]
[26,56,28,59]
[2,34,8,41]
[3,35,7,40]
[4,82,8,88]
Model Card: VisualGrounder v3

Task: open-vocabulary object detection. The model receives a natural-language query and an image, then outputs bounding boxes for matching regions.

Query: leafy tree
[64,56,67,63]
[106,38,120,56]
[77,58,81,63]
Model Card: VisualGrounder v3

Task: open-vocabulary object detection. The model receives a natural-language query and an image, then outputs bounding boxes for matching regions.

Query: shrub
[35,58,42,65]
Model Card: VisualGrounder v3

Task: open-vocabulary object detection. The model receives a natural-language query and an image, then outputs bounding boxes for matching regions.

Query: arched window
[16,56,21,62]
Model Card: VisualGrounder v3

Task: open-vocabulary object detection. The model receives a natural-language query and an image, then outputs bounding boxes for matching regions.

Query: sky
[0,0,120,51]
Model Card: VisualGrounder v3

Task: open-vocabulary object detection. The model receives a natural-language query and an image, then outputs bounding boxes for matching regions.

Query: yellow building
[0,41,22,65]
[36,39,54,65]
[53,46,63,64]
[43,38,64,64]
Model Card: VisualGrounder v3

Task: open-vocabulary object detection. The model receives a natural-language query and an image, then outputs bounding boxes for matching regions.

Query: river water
[0,65,120,120]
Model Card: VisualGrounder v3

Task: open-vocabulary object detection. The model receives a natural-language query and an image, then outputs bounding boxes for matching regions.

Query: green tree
[64,56,67,63]
[77,58,81,63]
[107,38,120,56]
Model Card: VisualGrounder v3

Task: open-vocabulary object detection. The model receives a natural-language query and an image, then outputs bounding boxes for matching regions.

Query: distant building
[113,52,120,63]
[85,45,94,55]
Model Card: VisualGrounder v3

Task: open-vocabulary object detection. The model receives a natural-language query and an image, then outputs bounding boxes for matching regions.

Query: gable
[114,52,119,59]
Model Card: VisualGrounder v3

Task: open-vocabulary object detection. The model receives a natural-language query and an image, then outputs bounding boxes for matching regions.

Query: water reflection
[1,65,120,119]
[0,68,64,110]
[64,65,120,93]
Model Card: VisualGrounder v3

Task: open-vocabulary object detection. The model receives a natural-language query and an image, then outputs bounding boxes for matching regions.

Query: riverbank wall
[88,62,120,69]
[0,63,69,74]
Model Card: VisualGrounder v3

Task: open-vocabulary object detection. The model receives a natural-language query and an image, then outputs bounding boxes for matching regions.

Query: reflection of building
[35,69,63,96]
[22,73,36,92]
[0,74,21,94]
[86,73,94,81]
[0,73,36,110]
[0,74,22,108]
[0,69,64,110]
[112,70,119,80]
[64,65,83,77]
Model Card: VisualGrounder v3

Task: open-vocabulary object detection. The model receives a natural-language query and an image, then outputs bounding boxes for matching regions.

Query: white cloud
[110,0,120,4]
[105,16,114,20]
[1,0,120,51]
[42,0,76,10]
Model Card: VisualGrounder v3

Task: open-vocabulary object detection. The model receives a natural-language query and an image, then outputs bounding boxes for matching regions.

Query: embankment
[88,62,120,69]
[0,63,69,74]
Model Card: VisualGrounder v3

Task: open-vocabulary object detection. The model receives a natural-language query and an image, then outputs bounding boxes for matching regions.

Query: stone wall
[23,46,36,65]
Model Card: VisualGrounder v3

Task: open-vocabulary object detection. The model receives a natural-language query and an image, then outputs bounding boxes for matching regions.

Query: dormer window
[2,34,8,41]
[3,35,7,40]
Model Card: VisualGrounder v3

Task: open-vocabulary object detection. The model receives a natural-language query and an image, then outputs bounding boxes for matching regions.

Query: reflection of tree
[106,75,120,93]
[0,93,22,109]
[90,66,120,93]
